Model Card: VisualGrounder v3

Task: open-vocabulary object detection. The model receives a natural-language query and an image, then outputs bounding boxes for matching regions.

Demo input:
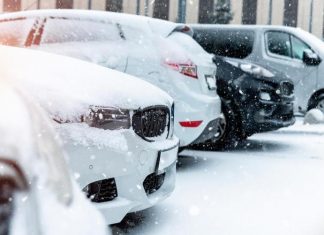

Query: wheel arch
[307,89,324,110]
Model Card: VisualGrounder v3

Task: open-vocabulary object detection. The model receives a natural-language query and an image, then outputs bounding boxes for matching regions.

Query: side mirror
[303,49,321,66]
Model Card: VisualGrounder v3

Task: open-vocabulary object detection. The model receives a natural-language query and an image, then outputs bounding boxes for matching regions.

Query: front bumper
[57,124,179,225]
[241,96,295,135]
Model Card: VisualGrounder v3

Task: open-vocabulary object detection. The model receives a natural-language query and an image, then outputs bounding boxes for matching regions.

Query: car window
[266,31,292,58]
[41,18,122,44]
[0,18,35,47]
[168,32,208,56]
[291,36,311,60]
[193,29,255,59]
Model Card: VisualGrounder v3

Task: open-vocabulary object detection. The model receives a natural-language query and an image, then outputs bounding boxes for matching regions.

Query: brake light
[165,61,198,79]
[179,120,203,128]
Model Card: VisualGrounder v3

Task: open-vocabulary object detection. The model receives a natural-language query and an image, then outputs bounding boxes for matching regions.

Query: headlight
[84,106,130,130]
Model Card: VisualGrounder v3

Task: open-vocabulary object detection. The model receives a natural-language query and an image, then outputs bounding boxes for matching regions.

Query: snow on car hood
[0,45,172,121]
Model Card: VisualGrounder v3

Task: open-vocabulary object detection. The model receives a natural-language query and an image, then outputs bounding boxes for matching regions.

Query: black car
[191,26,295,148]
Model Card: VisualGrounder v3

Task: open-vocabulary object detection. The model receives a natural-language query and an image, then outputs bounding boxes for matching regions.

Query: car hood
[0,46,173,121]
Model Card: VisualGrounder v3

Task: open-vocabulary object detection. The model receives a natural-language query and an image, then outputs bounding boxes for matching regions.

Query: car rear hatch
[165,28,217,97]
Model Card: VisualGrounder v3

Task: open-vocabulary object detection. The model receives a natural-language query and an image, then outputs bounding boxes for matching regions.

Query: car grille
[83,178,117,203]
[132,106,169,141]
[279,81,294,96]
[143,173,165,195]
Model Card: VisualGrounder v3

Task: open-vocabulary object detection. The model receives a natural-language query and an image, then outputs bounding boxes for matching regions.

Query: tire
[205,101,242,150]
[308,94,324,113]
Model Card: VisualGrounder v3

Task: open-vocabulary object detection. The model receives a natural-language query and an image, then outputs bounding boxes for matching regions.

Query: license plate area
[155,146,178,173]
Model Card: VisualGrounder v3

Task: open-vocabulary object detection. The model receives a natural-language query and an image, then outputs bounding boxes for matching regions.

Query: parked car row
[2,9,321,234]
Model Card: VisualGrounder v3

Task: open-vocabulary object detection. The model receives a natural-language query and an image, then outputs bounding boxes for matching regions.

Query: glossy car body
[0,10,222,147]
[1,45,179,225]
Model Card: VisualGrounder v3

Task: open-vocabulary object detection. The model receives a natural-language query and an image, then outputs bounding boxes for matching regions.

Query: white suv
[0,10,222,147]
[3,45,179,225]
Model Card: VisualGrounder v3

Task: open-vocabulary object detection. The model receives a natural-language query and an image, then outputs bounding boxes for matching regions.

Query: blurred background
[1,0,323,39]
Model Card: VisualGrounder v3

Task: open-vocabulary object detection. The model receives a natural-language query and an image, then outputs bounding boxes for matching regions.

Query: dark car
[191,26,295,148]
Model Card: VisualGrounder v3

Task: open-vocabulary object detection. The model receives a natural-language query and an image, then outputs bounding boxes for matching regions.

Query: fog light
[260,92,271,101]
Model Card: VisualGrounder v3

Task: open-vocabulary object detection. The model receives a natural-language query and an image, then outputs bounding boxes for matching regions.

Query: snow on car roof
[0,45,172,121]
[0,9,187,38]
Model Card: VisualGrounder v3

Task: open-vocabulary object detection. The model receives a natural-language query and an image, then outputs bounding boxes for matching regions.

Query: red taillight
[179,120,203,128]
[165,61,198,79]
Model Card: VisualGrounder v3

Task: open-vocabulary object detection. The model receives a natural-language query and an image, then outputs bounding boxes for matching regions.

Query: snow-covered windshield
[41,18,121,44]
[168,32,208,56]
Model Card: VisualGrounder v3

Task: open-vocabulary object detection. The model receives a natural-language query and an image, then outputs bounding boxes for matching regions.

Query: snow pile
[56,123,128,151]
[304,109,324,124]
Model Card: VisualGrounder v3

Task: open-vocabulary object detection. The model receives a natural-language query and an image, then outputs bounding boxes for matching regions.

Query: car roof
[0,9,188,38]
[190,24,301,33]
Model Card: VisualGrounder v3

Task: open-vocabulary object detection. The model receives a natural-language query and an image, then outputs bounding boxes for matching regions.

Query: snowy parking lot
[112,118,324,235]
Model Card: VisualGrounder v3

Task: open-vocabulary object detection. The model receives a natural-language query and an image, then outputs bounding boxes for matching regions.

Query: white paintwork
[0,9,222,147]
[0,81,109,235]
[0,45,179,224]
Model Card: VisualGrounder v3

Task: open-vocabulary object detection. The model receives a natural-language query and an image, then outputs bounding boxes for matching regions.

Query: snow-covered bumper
[174,94,222,147]
[58,125,179,225]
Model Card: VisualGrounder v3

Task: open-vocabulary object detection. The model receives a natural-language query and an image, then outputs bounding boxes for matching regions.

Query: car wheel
[208,101,241,150]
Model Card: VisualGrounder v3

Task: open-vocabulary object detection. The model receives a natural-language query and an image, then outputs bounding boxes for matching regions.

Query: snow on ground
[112,118,324,235]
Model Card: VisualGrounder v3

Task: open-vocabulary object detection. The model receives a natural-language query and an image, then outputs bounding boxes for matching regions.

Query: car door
[33,17,128,72]
[262,30,318,112]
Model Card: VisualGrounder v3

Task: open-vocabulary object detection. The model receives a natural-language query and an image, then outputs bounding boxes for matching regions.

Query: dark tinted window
[193,29,255,59]
[266,31,291,58]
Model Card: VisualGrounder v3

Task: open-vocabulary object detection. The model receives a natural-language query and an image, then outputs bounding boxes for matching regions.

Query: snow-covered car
[0,81,108,235]
[1,45,179,225]
[0,10,222,147]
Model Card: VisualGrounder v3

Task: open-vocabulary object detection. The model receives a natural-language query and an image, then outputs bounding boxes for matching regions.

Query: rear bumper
[191,117,222,144]
[174,95,222,147]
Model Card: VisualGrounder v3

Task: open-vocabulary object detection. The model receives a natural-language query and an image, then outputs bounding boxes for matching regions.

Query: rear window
[0,18,35,47]
[194,29,255,59]
[41,18,122,44]
[168,32,208,56]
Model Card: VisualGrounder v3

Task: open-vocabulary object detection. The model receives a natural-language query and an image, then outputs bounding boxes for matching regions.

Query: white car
[0,10,222,147]
[1,45,179,224]
[0,80,108,235]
